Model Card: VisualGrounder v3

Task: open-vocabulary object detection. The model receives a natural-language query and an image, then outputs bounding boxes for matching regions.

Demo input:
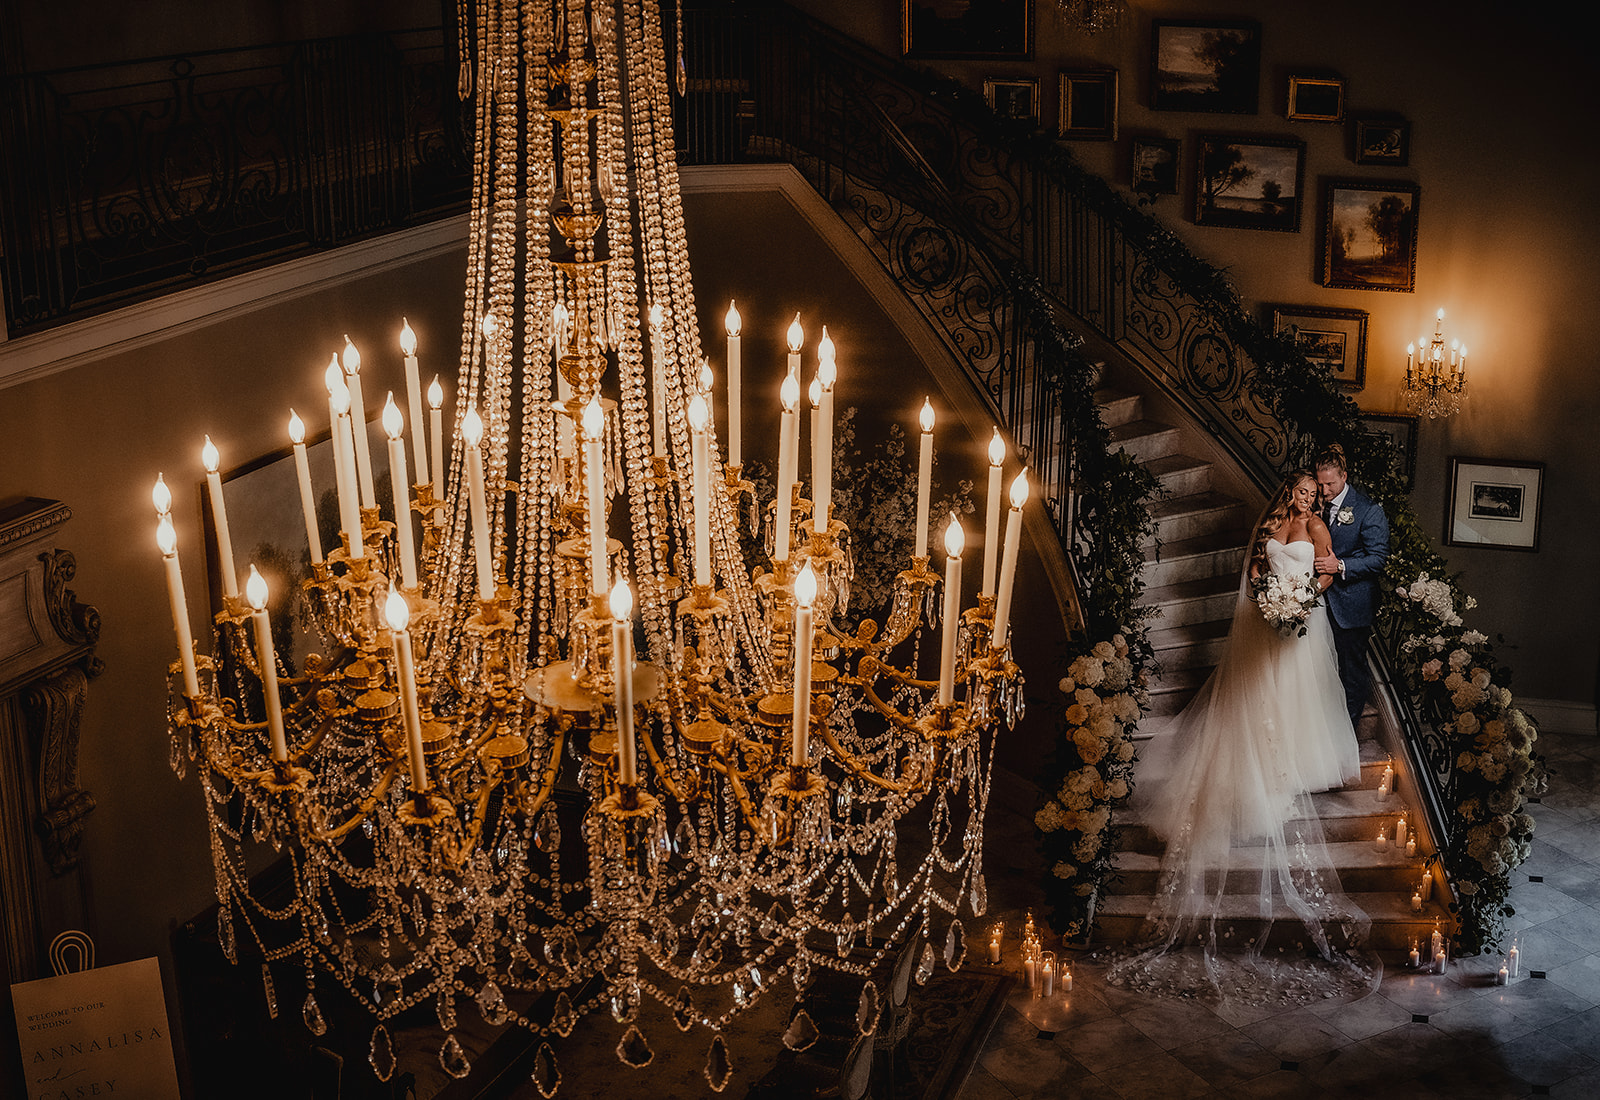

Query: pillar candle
[938,517,964,705]
[385,587,429,794]
[1408,944,1421,969]
[400,320,428,485]
[1509,943,1519,978]
[1375,830,1389,852]
[1411,889,1422,913]
[1406,836,1417,858]
[246,566,288,762]
[649,304,668,456]
[1062,968,1073,994]
[1395,815,1408,849]
[428,376,446,522]
[1434,949,1447,975]
[988,936,1001,964]
[1041,958,1055,998]
[775,373,799,561]
[329,380,365,560]
[1421,869,1433,900]
[726,301,742,467]
[791,564,816,768]
[914,399,934,557]
[200,437,239,598]
[382,395,418,589]
[610,579,636,787]
[991,470,1029,645]
[1430,926,1443,957]
[287,411,324,565]
[1023,954,1037,990]
[1497,962,1508,986]
[582,398,608,594]
[981,429,1005,596]
[461,408,496,602]
[156,514,201,697]
[342,337,376,508]
[689,394,712,586]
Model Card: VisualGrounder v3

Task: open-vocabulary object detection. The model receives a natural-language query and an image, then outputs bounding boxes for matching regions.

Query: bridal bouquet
[1252,571,1321,637]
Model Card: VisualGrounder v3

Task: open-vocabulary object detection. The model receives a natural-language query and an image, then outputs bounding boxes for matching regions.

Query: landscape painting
[1151,20,1261,114]
[1195,134,1304,231]
[1323,180,1420,292]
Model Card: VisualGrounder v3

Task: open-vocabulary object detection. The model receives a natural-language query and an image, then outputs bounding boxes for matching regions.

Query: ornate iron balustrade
[674,4,1450,849]
[0,28,470,334]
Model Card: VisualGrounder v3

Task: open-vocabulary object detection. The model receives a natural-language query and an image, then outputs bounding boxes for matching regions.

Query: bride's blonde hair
[1251,469,1316,574]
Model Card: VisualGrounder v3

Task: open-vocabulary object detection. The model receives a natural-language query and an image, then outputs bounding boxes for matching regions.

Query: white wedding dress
[1109,538,1376,1003]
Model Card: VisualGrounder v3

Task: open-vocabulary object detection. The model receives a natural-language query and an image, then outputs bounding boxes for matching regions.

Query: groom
[1313,444,1390,727]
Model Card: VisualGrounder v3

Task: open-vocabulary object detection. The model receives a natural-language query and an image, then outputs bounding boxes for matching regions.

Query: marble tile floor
[957,730,1600,1100]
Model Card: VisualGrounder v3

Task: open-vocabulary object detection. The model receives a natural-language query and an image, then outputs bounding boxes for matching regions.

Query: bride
[1110,469,1375,1001]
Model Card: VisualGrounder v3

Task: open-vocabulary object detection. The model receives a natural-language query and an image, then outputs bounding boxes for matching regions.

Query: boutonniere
[1336,506,1355,526]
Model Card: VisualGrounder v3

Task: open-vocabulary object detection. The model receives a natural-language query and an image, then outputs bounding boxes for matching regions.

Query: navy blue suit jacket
[1324,486,1389,629]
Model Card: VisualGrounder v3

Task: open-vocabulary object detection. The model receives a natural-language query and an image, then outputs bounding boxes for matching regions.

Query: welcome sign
[11,956,181,1099]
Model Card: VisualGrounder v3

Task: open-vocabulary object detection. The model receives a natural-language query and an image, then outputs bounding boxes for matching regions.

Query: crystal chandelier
[150,0,1026,1088]
[1055,0,1125,35]
[1404,307,1469,419]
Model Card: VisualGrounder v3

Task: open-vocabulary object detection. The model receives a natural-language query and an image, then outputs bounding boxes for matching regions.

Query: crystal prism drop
[369,1024,395,1082]
[761,902,784,940]
[440,1033,472,1079]
[477,980,509,1025]
[617,1024,654,1068]
[531,1043,560,1098]
[704,1034,733,1093]
[261,965,278,1019]
[217,906,236,963]
[915,942,936,985]
[856,981,879,1036]
[782,1008,819,1052]
[301,991,327,1036]
[883,854,898,900]
[792,952,812,993]
[551,991,577,1037]
[674,818,695,857]
[836,926,855,958]
[437,994,457,1031]
[970,873,989,917]
[675,51,687,98]
[945,919,968,971]
[168,732,186,778]
[672,985,696,1031]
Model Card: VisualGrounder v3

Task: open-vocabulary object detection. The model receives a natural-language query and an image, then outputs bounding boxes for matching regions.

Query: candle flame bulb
[156,514,177,556]
[787,314,804,353]
[341,335,361,375]
[428,375,444,410]
[945,514,965,557]
[795,562,817,608]
[649,302,664,331]
[1010,468,1031,509]
[385,584,410,631]
[818,354,836,391]
[919,398,935,433]
[1406,342,1415,357]
[780,371,800,413]
[809,376,822,409]
[201,435,220,474]
[324,353,342,395]
[583,396,604,439]
[480,312,497,340]
[724,300,741,337]
[288,410,305,445]
[699,360,714,394]
[1437,307,1445,321]
[988,428,1005,466]
[382,393,403,439]
[462,407,483,447]
[152,474,172,516]
[688,394,709,432]
[399,318,417,357]
[609,577,634,622]
[246,564,268,612]
[330,374,350,415]
[818,325,835,367]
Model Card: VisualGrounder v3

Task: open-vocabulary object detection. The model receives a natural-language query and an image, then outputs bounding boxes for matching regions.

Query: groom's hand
[1314,552,1342,576]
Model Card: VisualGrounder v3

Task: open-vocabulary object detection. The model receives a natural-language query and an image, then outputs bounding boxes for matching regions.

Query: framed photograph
[1150,19,1261,114]
[1058,69,1118,141]
[1287,75,1344,122]
[1447,458,1544,551]
[984,78,1040,123]
[1360,412,1418,490]
[904,0,1033,60]
[1322,179,1420,292]
[1270,304,1367,388]
[1352,114,1411,166]
[1131,136,1181,196]
[1195,134,1305,232]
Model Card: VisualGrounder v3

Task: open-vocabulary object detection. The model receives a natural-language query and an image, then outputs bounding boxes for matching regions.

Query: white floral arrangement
[1035,632,1146,935]
[1251,570,1321,637]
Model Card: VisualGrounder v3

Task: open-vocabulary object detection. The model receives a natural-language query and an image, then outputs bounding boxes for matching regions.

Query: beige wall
[796,0,1600,712]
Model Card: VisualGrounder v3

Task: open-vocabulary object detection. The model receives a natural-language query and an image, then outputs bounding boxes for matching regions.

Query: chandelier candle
[776,372,799,561]
[610,579,637,788]
[808,376,822,519]
[382,396,419,589]
[461,408,495,602]
[991,470,1029,644]
[689,394,712,586]
[245,566,289,763]
[982,429,1005,596]
[792,563,817,768]
[815,330,836,534]
[326,365,364,559]
[342,338,377,508]
[915,399,935,558]
[427,376,445,523]
[286,412,324,565]
[385,587,429,795]
[399,320,427,485]
[199,436,240,598]
[583,397,609,594]
[725,301,742,467]
[649,304,668,456]
[939,516,965,705]
[155,511,201,697]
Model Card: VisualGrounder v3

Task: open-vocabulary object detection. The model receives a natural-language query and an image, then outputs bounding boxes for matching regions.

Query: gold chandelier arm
[517,715,570,820]
[638,722,692,802]
[811,719,918,795]
[705,748,766,835]
[849,654,925,732]
[311,762,405,841]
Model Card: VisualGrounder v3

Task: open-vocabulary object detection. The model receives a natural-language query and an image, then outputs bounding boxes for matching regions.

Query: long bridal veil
[1107,536,1379,1004]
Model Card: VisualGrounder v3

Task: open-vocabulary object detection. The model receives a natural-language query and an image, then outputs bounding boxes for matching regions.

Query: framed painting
[1271,304,1367,388]
[1322,179,1420,292]
[1131,136,1181,196]
[1150,19,1261,114]
[1058,69,1118,141]
[1195,134,1304,231]
[1360,412,1418,490]
[904,0,1033,60]
[984,77,1040,123]
[1446,458,1544,551]
[1352,114,1411,166]
[1287,75,1344,122]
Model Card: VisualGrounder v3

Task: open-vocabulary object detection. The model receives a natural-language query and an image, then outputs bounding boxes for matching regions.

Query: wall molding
[1518,697,1596,736]
[0,216,469,392]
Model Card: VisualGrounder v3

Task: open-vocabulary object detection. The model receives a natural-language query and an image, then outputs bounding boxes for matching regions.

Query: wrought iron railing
[673,4,1450,848]
[0,28,469,334]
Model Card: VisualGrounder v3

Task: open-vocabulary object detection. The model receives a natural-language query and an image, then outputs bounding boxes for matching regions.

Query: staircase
[1093,383,1449,958]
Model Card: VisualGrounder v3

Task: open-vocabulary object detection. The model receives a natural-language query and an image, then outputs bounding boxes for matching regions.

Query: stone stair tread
[1093,386,1139,405]
[1145,665,1212,697]
[1148,618,1232,651]
[1108,417,1178,444]
[1139,572,1242,606]
[1149,490,1241,521]
[1111,840,1424,877]
[1145,527,1251,562]
[1096,889,1448,924]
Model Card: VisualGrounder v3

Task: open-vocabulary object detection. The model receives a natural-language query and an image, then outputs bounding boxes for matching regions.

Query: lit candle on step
[1406,836,1417,858]
[1379,762,1394,799]
[1408,942,1421,969]
[1411,888,1422,913]
[1062,967,1073,993]
[1395,814,1408,849]
[989,932,1001,965]
[1422,869,1434,901]
[1430,925,1443,958]
[1374,829,1389,852]
[1509,942,1519,978]
[1497,961,1509,986]
[1434,948,1447,975]
[1041,953,1056,998]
